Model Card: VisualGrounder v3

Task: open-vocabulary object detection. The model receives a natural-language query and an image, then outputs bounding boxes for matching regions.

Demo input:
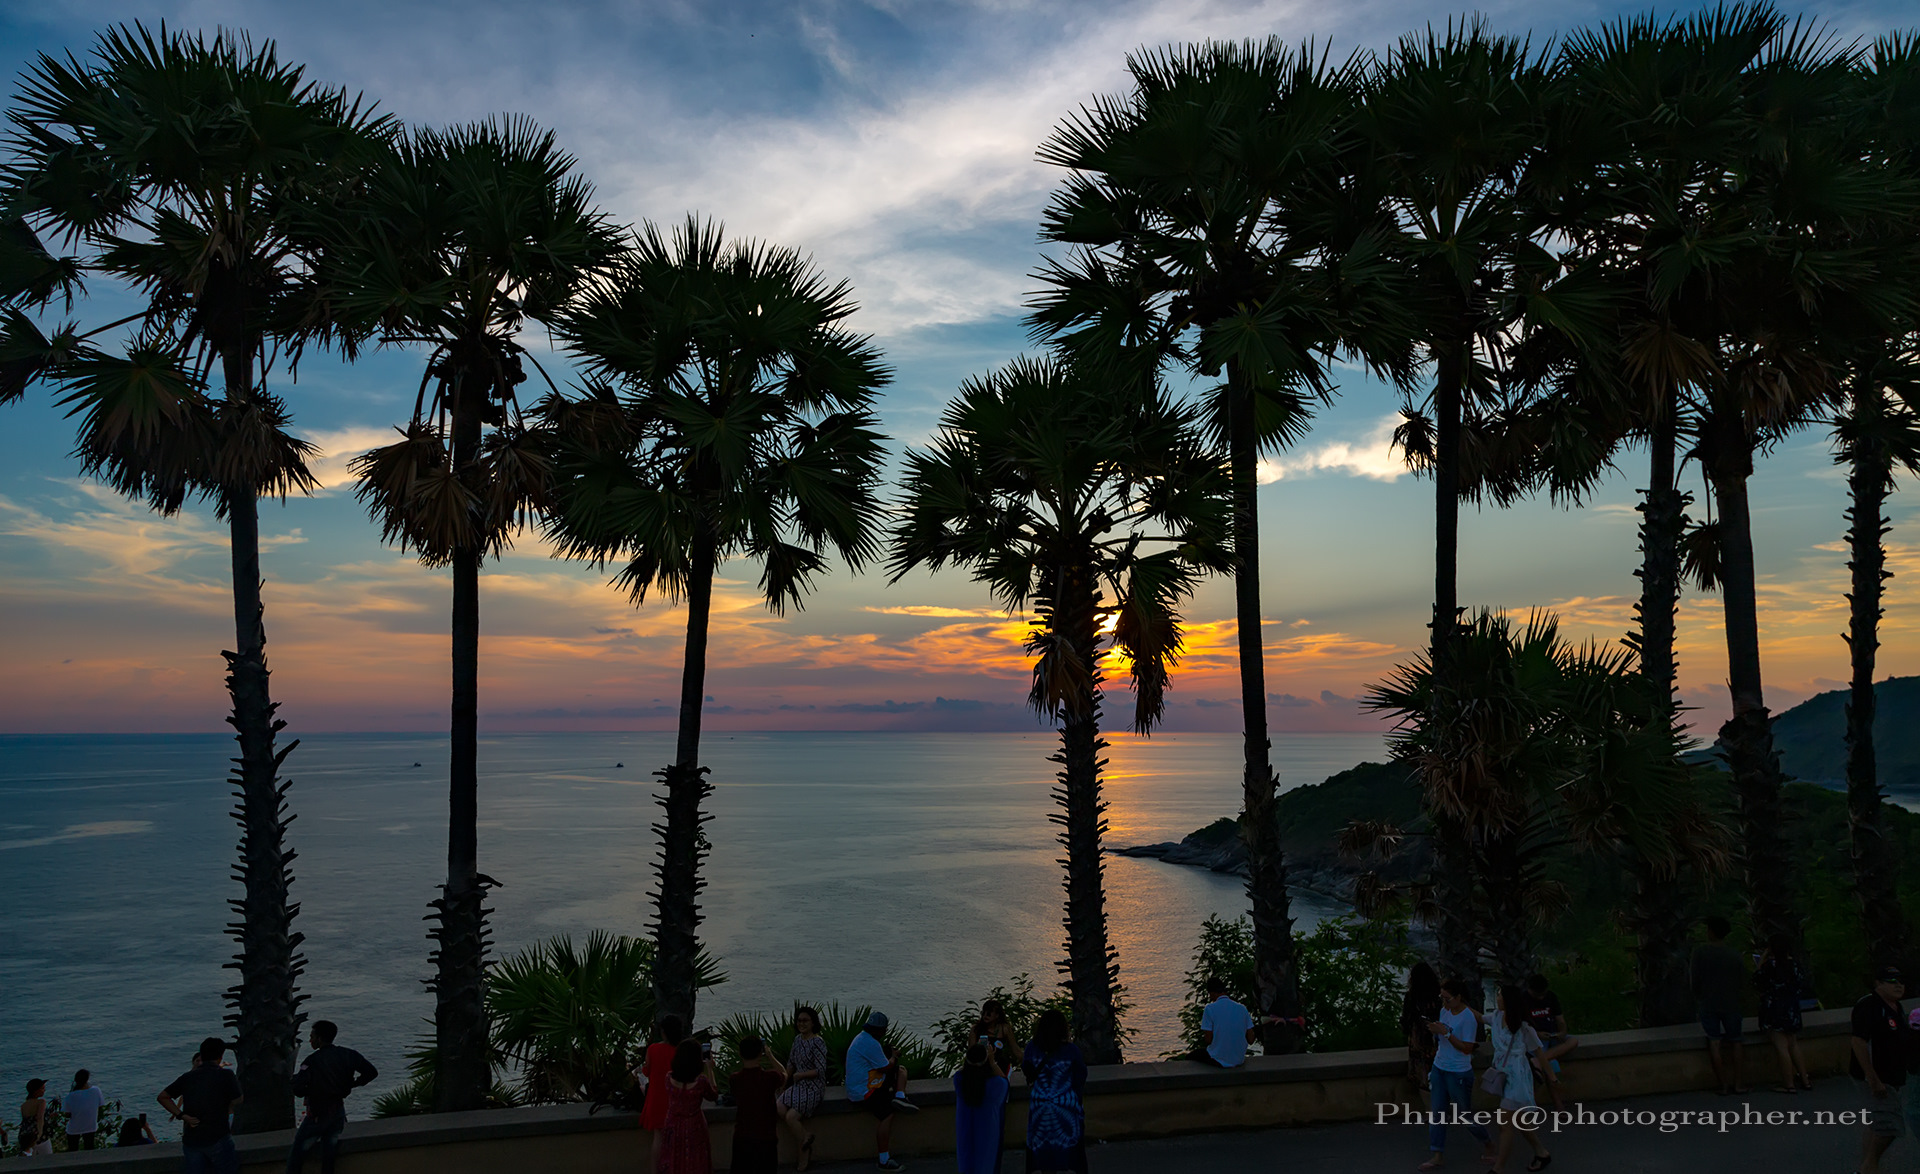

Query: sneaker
[877,1161,906,1172]
[891,1093,920,1114]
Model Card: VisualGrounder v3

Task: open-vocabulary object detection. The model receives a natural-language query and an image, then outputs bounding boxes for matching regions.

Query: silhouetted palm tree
[1360,20,1548,984]
[889,357,1229,1062]
[540,217,888,1025]
[2,24,386,1128]
[327,119,622,1111]
[1031,38,1407,1049]
[1829,33,1920,971]
[1525,5,1784,1025]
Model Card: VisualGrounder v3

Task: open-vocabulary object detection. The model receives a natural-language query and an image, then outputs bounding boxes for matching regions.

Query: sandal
[1771,1084,1797,1094]
[1416,1159,1443,1172]
[1527,1156,1553,1172]
[797,1134,814,1172]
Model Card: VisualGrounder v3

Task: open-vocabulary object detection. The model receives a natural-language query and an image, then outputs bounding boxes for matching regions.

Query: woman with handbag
[1487,985,1553,1172]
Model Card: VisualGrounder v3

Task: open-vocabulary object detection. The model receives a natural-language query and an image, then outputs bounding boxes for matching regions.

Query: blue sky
[2,0,1917,734]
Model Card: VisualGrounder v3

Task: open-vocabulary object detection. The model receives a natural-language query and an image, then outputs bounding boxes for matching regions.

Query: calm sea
[0,730,1382,1132]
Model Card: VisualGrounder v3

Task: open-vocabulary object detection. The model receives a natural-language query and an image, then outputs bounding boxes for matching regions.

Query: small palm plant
[1360,610,1728,985]
[324,118,624,1112]
[539,216,889,1027]
[2,24,388,1128]
[888,356,1229,1063]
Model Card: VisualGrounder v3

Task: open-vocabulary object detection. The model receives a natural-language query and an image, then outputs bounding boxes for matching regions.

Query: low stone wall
[0,1009,1856,1173]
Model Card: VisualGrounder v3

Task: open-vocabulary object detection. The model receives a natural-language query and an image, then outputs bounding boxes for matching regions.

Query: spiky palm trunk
[653,537,716,1026]
[1477,832,1535,987]
[1703,414,1801,951]
[432,387,492,1112]
[1843,379,1910,969]
[1427,349,1481,988]
[1226,365,1302,1052]
[218,348,305,1133]
[1629,402,1695,1026]
[1052,565,1122,1064]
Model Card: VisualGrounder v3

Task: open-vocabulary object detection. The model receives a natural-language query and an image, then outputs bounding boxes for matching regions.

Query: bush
[1171,911,1415,1056]
[40,1096,127,1153]
[927,975,1071,1074]
[709,1001,938,1093]
[372,931,724,1116]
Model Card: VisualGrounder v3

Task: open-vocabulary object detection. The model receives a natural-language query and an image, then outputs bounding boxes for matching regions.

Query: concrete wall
[0,1009,1856,1173]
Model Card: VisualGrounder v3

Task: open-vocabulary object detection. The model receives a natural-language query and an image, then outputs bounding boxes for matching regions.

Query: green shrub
[1171,911,1415,1056]
[927,975,1071,1074]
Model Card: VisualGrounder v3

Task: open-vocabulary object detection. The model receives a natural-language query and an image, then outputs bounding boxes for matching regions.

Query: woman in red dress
[639,1015,686,1168]
[655,1039,718,1174]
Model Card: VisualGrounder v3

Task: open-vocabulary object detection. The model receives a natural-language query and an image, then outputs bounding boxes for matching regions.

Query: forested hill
[1768,676,1920,791]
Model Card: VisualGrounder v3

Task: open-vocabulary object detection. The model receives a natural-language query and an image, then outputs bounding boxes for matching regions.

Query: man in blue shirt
[1196,977,1256,1067]
[845,1011,917,1171]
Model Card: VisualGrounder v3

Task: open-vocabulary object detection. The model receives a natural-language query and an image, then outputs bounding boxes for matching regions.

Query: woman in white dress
[1489,984,1553,1172]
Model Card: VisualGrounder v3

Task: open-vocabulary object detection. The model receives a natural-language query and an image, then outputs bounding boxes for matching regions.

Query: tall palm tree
[2,25,387,1129]
[1360,21,1548,984]
[1528,5,1784,1025]
[889,357,1229,1063]
[540,216,889,1024]
[327,119,622,1111]
[1679,23,1908,951]
[1031,38,1406,1050]
[1830,33,1920,971]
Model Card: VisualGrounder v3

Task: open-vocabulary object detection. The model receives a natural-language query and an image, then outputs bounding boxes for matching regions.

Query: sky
[2,0,1918,737]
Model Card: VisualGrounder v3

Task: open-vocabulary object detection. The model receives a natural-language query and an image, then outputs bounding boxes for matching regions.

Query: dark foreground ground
[810,1078,1918,1172]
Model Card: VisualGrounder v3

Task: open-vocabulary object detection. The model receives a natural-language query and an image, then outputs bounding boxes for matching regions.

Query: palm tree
[2,25,387,1129]
[1678,23,1908,952]
[539,216,889,1025]
[1359,20,1548,984]
[326,119,622,1111]
[1030,38,1406,1049]
[1829,34,1920,971]
[888,357,1229,1063]
[1527,5,1784,1025]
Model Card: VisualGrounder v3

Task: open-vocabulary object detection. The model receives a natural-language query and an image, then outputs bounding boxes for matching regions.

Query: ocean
[0,730,1383,1132]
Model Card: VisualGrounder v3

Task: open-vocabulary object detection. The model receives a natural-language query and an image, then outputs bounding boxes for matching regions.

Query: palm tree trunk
[1053,566,1122,1064]
[218,348,304,1134]
[1705,431,1801,952]
[1226,364,1302,1052]
[653,537,716,1025]
[432,391,492,1112]
[1844,381,1909,969]
[1426,349,1480,988]
[1625,852,1697,1027]
[1630,400,1694,1026]
[1478,832,1535,987]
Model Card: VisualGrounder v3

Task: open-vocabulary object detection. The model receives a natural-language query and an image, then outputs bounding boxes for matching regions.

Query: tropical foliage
[0,23,388,1128]
[11,1,1920,1114]
[889,356,1225,1062]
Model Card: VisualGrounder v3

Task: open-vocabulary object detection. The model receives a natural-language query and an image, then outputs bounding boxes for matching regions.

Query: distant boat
[615,762,624,768]
[410,762,421,768]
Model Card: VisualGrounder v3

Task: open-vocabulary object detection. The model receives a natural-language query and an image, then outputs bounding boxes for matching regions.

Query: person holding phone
[654,1039,717,1174]
[973,1000,1021,1075]
[728,1036,787,1174]
[1418,978,1493,1171]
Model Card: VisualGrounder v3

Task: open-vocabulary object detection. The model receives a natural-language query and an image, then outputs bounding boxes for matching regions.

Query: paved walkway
[810,1080,1918,1172]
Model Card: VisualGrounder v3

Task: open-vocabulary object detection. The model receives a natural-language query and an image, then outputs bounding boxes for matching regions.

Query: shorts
[861,1090,896,1120]
[1698,1009,1742,1042]
[1861,1079,1909,1139]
